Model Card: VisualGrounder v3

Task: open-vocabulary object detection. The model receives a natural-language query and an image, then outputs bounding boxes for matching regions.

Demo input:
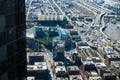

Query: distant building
[37,13,67,26]
[85,70,102,80]
[87,57,101,63]
[89,76,102,80]
[53,40,65,61]
[94,62,106,68]
[55,66,68,77]
[66,66,80,75]
[35,27,45,39]
[102,73,117,80]
[27,77,35,80]
[111,61,120,78]
[56,77,69,80]
[70,31,78,35]
[72,53,82,66]
[97,66,111,77]
[106,54,120,65]
[77,42,90,49]
[69,75,83,80]
[85,70,98,79]
[82,61,96,72]
[71,35,81,41]
[27,62,48,79]
[64,24,73,29]
[28,52,44,65]
[55,62,65,66]
[58,27,70,40]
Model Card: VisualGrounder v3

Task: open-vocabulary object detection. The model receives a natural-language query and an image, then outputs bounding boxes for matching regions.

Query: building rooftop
[99,66,111,72]
[83,61,94,65]
[55,62,65,66]
[77,42,90,49]
[55,66,66,73]
[103,73,116,76]
[89,76,102,80]
[94,62,106,68]
[28,52,44,56]
[27,77,35,80]
[67,66,79,71]
[111,61,120,68]
[106,54,120,58]
[69,75,83,80]
[90,71,98,76]
[27,62,47,70]
[38,14,64,21]
[57,77,69,80]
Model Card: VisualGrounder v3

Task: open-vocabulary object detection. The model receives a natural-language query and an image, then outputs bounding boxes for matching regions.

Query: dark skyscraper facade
[0,0,26,80]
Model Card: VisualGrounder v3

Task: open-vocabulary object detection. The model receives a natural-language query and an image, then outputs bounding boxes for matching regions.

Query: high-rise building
[0,0,26,80]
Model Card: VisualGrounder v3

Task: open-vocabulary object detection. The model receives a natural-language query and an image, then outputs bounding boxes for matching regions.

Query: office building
[0,0,26,80]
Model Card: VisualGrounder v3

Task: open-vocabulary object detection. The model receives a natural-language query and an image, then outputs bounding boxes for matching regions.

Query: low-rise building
[97,66,111,77]
[27,77,35,80]
[56,77,69,80]
[94,62,106,68]
[66,66,80,75]
[111,61,120,78]
[102,73,117,80]
[55,66,68,77]
[106,54,120,65]
[85,70,98,78]
[27,62,48,79]
[28,52,44,65]
[82,61,96,72]
[69,75,83,80]
[89,76,102,80]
